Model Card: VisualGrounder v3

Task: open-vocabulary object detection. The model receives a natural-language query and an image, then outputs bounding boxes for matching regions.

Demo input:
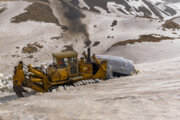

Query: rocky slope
[163,0,179,3]
[71,0,179,19]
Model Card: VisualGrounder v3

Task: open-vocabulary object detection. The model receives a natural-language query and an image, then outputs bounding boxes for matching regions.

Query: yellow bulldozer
[13,48,108,97]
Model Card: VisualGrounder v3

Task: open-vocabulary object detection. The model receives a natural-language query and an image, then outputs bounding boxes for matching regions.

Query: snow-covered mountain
[149,0,180,15]
[163,0,180,3]
[70,0,179,19]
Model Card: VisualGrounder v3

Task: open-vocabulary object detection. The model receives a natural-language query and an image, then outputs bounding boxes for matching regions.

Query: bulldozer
[13,48,108,97]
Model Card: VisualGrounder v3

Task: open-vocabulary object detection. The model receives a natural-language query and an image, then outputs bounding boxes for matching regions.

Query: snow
[78,0,90,9]
[107,0,161,19]
[0,1,64,74]
[149,0,165,4]
[127,0,159,18]
[128,0,144,7]
[173,17,180,24]
[107,2,130,16]
[86,13,180,54]
[168,2,180,11]
[97,55,135,75]
[0,73,13,98]
[0,57,180,119]
[0,2,6,10]
[106,39,180,64]
[165,2,180,16]
[77,0,178,19]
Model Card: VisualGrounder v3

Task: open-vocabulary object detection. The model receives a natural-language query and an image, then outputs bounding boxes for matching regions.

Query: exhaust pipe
[87,47,91,62]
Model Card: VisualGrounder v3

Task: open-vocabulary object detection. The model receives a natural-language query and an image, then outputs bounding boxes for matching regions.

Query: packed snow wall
[96,55,136,77]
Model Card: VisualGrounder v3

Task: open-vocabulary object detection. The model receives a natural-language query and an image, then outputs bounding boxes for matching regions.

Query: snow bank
[0,73,13,92]
[0,3,5,9]
[96,55,136,76]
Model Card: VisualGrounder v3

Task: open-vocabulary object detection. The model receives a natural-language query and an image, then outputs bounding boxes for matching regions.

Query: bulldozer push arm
[13,61,50,97]
[92,54,106,72]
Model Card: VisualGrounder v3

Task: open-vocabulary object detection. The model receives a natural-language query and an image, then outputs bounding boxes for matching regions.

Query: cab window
[58,58,68,68]
[69,57,77,66]
[52,57,58,68]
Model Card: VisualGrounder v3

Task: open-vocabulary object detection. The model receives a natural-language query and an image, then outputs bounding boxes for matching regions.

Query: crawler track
[16,79,101,97]
[52,79,101,92]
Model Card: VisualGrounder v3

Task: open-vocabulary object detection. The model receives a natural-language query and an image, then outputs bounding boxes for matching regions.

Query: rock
[163,20,180,29]
[92,41,100,47]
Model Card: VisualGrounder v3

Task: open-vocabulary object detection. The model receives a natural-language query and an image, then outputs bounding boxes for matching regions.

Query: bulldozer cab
[52,51,79,77]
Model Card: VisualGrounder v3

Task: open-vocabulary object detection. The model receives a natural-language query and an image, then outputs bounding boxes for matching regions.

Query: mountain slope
[70,0,179,19]
[163,0,179,3]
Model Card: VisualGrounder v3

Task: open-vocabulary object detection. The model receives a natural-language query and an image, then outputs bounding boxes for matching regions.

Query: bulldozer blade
[15,92,24,98]
[13,84,28,98]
